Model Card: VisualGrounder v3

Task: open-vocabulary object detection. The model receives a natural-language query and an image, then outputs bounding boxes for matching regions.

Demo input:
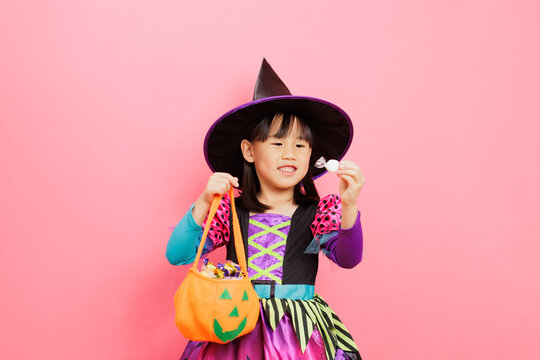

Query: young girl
[166,59,365,360]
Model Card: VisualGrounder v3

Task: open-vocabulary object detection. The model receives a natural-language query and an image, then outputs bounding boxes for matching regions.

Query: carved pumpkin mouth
[213,317,247,342]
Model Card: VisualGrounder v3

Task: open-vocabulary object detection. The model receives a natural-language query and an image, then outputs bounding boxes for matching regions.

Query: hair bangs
[250,112,314,145]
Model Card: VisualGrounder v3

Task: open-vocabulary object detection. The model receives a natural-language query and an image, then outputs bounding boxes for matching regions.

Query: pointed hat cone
[253,58,291,100]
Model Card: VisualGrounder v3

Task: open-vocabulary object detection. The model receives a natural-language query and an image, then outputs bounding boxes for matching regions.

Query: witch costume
[166,58,364,360]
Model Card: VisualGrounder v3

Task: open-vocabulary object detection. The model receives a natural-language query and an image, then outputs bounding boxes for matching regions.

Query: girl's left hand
[337,160,365,206]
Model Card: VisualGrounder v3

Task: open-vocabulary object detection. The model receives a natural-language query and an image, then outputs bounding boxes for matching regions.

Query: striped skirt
[179,294,361,360]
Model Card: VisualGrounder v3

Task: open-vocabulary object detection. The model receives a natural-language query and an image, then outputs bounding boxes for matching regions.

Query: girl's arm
[337,159,364,228]
[166,196,232,265]
[166,204,204,265]
[322,211,363,268]
[309,194,363,269]
[333,159,365,267]
[308,160,365,268]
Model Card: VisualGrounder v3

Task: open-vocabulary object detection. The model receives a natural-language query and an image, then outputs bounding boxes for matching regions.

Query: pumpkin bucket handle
[190,189,247,274]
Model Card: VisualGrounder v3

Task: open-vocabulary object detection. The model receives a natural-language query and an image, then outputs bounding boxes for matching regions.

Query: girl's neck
[257,184,294,207]
[253,184,298,216]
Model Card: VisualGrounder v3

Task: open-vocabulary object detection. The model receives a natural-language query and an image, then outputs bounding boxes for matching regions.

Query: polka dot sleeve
[201,193,231,251]
[310,194,342,236]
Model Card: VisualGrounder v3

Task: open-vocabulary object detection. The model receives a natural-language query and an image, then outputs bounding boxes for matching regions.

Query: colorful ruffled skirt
[179,294,361,360]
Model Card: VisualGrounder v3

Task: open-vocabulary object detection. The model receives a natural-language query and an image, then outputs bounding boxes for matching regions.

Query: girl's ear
[241,139,255,163]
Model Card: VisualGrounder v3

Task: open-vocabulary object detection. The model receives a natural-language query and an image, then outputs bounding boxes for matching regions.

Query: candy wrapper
[314,156,340,172]
[200,259,246,279]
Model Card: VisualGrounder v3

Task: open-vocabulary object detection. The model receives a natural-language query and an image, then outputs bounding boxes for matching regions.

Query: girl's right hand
[201,172,240,205]
[191,173,239,226]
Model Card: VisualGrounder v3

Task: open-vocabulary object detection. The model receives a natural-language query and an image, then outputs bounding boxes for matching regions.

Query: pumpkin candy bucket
[173,189,260,343]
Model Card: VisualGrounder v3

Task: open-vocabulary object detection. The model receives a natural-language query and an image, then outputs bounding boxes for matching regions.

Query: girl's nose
[282,144,296,160]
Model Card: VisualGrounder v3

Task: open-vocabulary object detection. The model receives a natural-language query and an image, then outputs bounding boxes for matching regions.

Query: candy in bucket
[200,258,247,279]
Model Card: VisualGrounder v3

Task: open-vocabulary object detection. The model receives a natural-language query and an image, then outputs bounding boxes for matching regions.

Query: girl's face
[241,118,312,192]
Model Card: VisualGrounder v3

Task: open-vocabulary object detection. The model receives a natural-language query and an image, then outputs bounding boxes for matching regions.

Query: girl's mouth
[278,166,297,176]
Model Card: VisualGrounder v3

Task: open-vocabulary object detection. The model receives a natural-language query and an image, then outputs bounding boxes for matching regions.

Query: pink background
[1,1,539,359]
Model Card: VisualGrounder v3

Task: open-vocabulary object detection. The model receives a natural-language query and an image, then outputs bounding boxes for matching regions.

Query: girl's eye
[296,144,306,148]
[271,143,283,146]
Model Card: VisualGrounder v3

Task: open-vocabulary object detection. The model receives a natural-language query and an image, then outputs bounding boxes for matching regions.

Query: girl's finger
[213,182,229,195]
[337,168,361,183]
[339,174,355,188]
[220,183,231,194]
[338,160,359,170]
[342,165,364,177]
[220,173,240,187]
[213,176,237,189]
[214,176,232,185]
[339,174,363,195]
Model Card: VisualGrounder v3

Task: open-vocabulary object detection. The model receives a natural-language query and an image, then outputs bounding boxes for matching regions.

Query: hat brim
[204,95,354,182]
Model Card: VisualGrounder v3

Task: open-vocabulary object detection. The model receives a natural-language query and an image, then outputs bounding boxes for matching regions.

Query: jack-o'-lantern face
[213,287,250,342]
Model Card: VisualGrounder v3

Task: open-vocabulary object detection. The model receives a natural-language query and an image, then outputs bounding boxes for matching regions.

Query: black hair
[238,112,320,213]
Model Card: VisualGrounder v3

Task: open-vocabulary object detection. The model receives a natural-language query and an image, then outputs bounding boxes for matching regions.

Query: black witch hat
[204,58,353,182]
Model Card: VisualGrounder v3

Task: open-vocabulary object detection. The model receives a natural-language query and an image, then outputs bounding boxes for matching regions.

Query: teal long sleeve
[166,204,203,265]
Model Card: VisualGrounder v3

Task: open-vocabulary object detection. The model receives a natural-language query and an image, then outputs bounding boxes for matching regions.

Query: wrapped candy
[314,156,340,172]
[200,268,215,278]
[204,259,217,272]
[215,268,225,278]
[223,262,236,275]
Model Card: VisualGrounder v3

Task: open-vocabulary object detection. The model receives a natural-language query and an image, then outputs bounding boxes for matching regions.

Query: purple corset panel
[247,213,291,283]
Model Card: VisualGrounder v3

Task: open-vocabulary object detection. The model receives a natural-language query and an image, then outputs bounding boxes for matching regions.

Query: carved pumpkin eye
[219,288,232,300]
[218,288,249,302]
